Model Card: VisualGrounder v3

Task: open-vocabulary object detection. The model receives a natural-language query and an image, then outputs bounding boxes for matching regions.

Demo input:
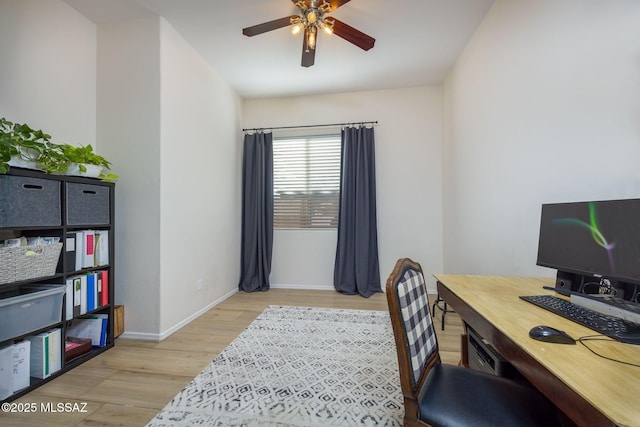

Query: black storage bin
[66,182,110,225]
[0,175,62,228]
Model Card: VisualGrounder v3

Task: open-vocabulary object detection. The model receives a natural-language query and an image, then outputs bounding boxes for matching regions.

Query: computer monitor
[537,198,640,299]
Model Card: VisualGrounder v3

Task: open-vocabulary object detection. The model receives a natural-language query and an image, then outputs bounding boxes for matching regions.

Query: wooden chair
[386,258,565,427]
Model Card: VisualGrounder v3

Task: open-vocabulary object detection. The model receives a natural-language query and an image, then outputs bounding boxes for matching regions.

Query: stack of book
[66,314,108,348]
[27,328,62,379]
[65,270,109,320]
[0,328,63,400]
[64,229,109,272]
[64,337,92,363]
[0,340,30,400]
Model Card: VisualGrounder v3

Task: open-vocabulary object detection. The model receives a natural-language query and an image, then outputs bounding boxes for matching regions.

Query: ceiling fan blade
[242,16,297,37]
[291,0,347,12]
[301,28,316,67]
[330,18,375,51]
[328,0,351,12]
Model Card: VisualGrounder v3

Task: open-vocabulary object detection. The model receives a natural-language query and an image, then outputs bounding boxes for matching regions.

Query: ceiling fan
[242,0,375,68]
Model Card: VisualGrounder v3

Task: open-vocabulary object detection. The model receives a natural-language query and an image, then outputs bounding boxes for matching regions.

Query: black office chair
[386,258,565,427]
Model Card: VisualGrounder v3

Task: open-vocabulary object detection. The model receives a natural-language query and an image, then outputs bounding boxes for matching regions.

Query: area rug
[147,305,403,426]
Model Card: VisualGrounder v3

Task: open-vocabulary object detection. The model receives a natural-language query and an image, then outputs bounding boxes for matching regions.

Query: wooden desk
[435,274,640,427]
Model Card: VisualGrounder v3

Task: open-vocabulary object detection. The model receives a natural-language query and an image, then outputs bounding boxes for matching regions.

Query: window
[273,134,341,229]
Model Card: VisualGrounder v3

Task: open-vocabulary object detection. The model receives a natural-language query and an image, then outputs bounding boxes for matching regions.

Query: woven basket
[0,243,62,285]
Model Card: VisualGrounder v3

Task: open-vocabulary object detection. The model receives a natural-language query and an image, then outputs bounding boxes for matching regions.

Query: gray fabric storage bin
[0,175,62,228]
[66,182,110,225]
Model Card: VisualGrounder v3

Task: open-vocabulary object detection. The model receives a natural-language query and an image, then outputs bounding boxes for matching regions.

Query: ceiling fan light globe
[320,21,333,35]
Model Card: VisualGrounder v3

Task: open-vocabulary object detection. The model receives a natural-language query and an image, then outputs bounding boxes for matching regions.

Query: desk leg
[460,332,469,368]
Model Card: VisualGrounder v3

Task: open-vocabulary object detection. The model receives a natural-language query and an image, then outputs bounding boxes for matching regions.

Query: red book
[100,270,109,306]
[64,337,91,363]
[65,341,83,351]
[85,233,94,256]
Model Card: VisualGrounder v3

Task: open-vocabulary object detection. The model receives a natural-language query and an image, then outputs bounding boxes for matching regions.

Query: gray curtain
[238,132,273,292]
[333,126,381,297]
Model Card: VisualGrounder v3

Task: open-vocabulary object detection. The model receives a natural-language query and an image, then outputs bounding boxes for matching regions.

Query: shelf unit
[0,167,115,402]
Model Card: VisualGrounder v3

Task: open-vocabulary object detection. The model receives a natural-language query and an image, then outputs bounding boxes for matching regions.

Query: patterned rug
[147,305,403,426]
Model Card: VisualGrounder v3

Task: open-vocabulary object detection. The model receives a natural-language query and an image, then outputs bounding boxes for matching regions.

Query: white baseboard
[118,331,159,340]
[117,286,430,341]
[119,287,239,341]
[270,283,335,291]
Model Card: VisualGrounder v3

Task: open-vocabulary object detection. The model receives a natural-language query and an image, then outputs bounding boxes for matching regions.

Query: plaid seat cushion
[396,267,437,387]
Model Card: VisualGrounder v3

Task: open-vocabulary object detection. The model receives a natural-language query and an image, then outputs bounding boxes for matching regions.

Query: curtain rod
[242,121,378,132]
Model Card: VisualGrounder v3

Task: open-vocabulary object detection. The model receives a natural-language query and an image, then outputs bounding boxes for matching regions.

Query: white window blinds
[273,135,341,229]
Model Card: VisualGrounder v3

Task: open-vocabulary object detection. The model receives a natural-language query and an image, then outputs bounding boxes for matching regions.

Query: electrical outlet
[196,279,203,290]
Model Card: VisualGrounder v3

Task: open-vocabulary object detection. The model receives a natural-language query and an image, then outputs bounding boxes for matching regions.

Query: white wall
[98,17,243,338]
[97,16,163,337]
[158,18,243,334]
[0,0,96,145]
[11,0,637,337]
[2,2,243,339]
[244,86,444,292]
[443,0,640,278]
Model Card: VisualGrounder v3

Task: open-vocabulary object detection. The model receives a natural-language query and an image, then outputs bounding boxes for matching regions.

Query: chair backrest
[386,258,440,398]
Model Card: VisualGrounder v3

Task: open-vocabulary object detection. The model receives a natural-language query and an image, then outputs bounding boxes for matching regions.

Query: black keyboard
[520,295,640,345]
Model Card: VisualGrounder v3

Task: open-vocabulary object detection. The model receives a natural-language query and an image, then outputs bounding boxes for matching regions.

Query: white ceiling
[63,0,495,99]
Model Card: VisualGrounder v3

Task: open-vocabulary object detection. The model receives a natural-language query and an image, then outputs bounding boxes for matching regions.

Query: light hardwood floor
[0,289,463,427]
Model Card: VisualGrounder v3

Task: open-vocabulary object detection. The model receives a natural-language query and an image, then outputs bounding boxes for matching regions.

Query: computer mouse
[529,325,576,344]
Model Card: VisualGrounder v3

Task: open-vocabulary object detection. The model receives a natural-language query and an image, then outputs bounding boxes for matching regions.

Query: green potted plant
[0,117,67,174]
[35,142,69,174]
[0,117,117,181]
[59,143,118,181]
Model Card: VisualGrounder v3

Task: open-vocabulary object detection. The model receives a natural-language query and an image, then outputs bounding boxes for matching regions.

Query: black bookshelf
[0,167,115,402]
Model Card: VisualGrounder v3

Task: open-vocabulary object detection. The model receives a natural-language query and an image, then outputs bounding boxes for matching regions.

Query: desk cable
[578,335,640,368]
